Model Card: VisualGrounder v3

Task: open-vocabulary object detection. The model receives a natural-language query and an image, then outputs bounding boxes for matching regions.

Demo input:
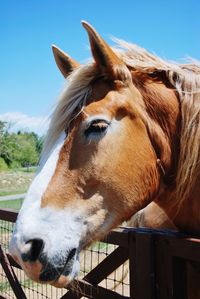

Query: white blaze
[9,133,82,260]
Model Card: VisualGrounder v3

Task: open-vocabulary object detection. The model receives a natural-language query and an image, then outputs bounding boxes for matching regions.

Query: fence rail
[1,208,200,298]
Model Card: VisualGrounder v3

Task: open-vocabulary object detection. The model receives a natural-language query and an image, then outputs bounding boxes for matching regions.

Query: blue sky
[1,0,199,134]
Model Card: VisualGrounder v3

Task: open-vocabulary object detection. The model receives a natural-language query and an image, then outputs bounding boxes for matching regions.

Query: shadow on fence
[1,208,200,299]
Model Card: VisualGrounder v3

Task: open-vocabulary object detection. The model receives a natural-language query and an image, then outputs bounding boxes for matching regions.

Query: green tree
[0,121,17,166]
[13,133,39,167]
[0,121,44,169]
[0,120,5,136]
[0,157,8,170]
[28,132,44,155]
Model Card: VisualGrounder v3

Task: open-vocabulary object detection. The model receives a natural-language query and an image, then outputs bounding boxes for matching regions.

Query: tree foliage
[0,121,44,169]
[0,157,9,170]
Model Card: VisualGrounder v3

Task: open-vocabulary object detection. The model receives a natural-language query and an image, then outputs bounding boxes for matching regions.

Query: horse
[9,21,200,296]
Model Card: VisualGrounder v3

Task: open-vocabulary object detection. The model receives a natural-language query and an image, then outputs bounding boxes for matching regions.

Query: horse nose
[21,238,44,262]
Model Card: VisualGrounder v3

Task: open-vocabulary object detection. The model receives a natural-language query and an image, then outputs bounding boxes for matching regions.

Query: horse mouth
[50,274,73,288]
[39,248,78,286]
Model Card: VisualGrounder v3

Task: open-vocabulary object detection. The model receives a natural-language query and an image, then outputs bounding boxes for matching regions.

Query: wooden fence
[1,208,200,299]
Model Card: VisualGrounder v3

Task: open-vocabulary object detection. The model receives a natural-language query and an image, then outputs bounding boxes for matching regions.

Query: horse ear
[52,45,80,78]
[82,21,131,84]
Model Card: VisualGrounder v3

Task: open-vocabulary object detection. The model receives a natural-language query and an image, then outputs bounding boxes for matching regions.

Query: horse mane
[41,39,200,208]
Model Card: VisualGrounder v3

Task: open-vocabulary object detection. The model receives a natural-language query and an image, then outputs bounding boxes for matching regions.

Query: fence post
[172,257,187,299]
[129,230,155,299]
[155,234,188,299]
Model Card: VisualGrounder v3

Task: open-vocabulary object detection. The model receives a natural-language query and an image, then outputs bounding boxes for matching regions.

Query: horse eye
[84,119,110,138]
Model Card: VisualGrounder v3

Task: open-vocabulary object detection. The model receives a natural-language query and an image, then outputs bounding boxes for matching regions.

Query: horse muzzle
[10,237,79,287]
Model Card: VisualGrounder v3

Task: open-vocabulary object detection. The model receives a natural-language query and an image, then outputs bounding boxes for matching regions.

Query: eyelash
[84,119,110,138]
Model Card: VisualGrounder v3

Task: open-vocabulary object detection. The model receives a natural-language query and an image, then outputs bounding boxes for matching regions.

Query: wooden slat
[0,208,18,223]
[7,253,22,269]
[84,246,128,284]
[0,245,27,299]
[65,279,129,299]
[103,228,129,247]
[169,237,200,261]
[62,246,128,299]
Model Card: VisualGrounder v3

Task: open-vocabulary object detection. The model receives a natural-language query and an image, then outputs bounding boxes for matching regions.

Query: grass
[16,166,37,173]
[0,278,35,293]
[0,190,27,196]
[91,241,108,251]
[1,166,37,173]
[0,169,34,197]
[0,198,24,211]
[0,280,13,292]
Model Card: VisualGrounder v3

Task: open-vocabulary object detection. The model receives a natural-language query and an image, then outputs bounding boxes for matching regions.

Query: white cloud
[0,112,50,135]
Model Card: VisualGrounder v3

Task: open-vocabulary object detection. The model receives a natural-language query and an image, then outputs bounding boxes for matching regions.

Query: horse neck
[133,73,181,181]
[130,72,200,234]
[147,85,200,234]
[155,178,200,234]
[176,178,200,233]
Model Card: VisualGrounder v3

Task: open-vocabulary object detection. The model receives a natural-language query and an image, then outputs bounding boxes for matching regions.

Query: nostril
[67,248,76,263]
[30,239,44,261]
[22,238,44,262]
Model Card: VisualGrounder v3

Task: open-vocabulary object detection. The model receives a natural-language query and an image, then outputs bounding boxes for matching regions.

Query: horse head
[9,21,180,287]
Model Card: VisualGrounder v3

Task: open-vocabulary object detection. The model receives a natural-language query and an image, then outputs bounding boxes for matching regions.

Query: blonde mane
[42,40,200,208]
